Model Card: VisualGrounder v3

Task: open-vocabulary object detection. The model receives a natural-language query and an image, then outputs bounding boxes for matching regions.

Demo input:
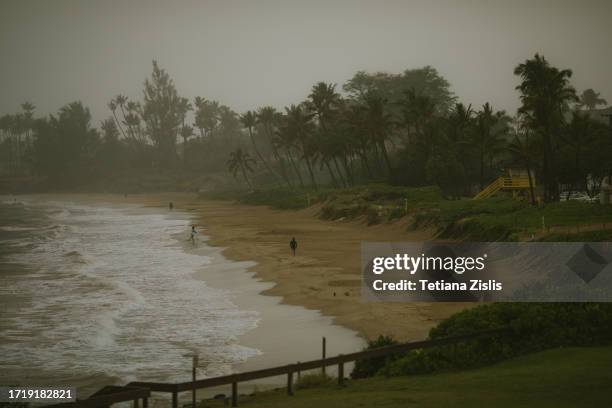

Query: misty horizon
[1,0,611,123]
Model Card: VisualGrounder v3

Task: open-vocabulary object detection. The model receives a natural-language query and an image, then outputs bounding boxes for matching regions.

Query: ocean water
[0,197,262,391]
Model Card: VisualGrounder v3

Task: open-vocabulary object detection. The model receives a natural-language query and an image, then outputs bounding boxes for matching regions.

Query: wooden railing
[48,328,506,408]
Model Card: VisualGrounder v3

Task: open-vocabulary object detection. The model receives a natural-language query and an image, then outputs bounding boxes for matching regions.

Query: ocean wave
[1,199,262,386]
[0,226,40,232]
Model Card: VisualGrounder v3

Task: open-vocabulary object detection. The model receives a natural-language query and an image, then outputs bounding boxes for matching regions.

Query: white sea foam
[0,199,260,384]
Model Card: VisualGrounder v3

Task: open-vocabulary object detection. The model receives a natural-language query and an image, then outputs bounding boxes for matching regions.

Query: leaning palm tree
[227,148,256,189]
[240,110,280,186]
[363,91,394,176]
[285,104,318,188]
[257,106,291,187]
[307,83,350,185]
[275,117,305,188]
[108,99,128,139]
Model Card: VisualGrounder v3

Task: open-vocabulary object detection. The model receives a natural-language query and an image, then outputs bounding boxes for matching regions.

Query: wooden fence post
[142,397,148,408]
[192,355,197,408]
[297,361,301,381]
[133,399,138,408]
[171,391,178,408]
[322,337,326,376]
[232,382,238,407]
[338,359,344,386]
[287,371,294,396]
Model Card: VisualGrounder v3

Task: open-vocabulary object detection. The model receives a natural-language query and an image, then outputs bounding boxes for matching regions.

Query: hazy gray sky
[1,0,610,123]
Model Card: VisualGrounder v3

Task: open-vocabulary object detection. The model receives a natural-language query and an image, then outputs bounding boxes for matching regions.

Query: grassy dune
[225,346,612,408]
[201,184,612,241]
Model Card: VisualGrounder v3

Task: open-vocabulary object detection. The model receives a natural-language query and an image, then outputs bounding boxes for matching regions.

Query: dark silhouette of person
[169,202,174,210]
[290,237,298,256]
[190,225,197,245]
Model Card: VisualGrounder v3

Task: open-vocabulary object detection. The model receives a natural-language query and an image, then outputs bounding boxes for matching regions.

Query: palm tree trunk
[480,147,485,190]
[332,157,347,187]
[360,150,372,178]
[249,128,281,187]
[379,141,392,176]
[526,161,536,206]
[305,156,318,189]
[287,149,305,188]
[240,163,253,189]
[324,160,339,187]
[341,154,354,186]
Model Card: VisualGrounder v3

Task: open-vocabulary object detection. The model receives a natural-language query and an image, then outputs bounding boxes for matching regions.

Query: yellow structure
[473,170,535,200]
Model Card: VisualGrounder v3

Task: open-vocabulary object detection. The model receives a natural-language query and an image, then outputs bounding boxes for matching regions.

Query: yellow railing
[473,176,534,200]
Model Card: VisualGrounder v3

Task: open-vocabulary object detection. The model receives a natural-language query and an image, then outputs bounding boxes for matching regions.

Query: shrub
[351,335,402,379]
[380,303,612,377]
[295,373,335,389]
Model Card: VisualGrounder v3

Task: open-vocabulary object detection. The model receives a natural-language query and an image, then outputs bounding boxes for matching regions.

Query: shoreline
[31,192,468,341]
[175,223,364,384]
[2,194,365,398]
[7,193,471,341]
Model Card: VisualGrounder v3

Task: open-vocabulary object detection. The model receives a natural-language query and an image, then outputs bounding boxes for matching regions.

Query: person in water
[190,225,198,245]
[290,237,297,256]
[169,202,174,210]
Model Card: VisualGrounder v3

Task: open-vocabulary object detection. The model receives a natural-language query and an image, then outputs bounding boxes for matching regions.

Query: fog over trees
[0,55,610,202]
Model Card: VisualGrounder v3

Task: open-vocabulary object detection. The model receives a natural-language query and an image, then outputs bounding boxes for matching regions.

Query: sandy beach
[87,192,470,342]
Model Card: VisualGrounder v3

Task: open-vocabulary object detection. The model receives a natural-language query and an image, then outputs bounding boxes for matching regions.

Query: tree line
[1,55,609,202]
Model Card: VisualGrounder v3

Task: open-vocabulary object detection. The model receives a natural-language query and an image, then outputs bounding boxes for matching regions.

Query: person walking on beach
[190,225,198,245]
[290,237,298,256]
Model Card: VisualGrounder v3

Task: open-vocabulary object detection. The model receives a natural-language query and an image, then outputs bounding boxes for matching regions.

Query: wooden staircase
[473,176,534,200]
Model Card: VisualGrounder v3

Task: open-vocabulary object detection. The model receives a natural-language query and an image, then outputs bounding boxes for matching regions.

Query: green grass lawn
[228,346,612,408]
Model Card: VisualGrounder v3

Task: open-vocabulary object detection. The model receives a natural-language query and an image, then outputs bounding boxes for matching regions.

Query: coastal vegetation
[215,303,612,407]
[353,302,612,378]
[223,346,612,408]
[1,55,610,208]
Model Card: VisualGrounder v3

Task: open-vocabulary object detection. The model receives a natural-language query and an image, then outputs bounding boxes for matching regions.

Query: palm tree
[578,89,607,110]
[194,98,219,141]
[108,99,128,139]
[308,82,341,125]
[194,97,206,138]
[275,115,305,188]
[285,104,318,188]
[445,103,474,193]
[362,91,394,176]
[21,102,35,145]
[562,111,605,193]
[400,88,437,143]
[307,82,348,185]
[509,120,536,205]
[241,110,280,186]
[343,104,373,178]
[218,105,240,146]
[257,106,291,187]
[514,54,577,202]
[227,148,256,188]
[474,103,496,188]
